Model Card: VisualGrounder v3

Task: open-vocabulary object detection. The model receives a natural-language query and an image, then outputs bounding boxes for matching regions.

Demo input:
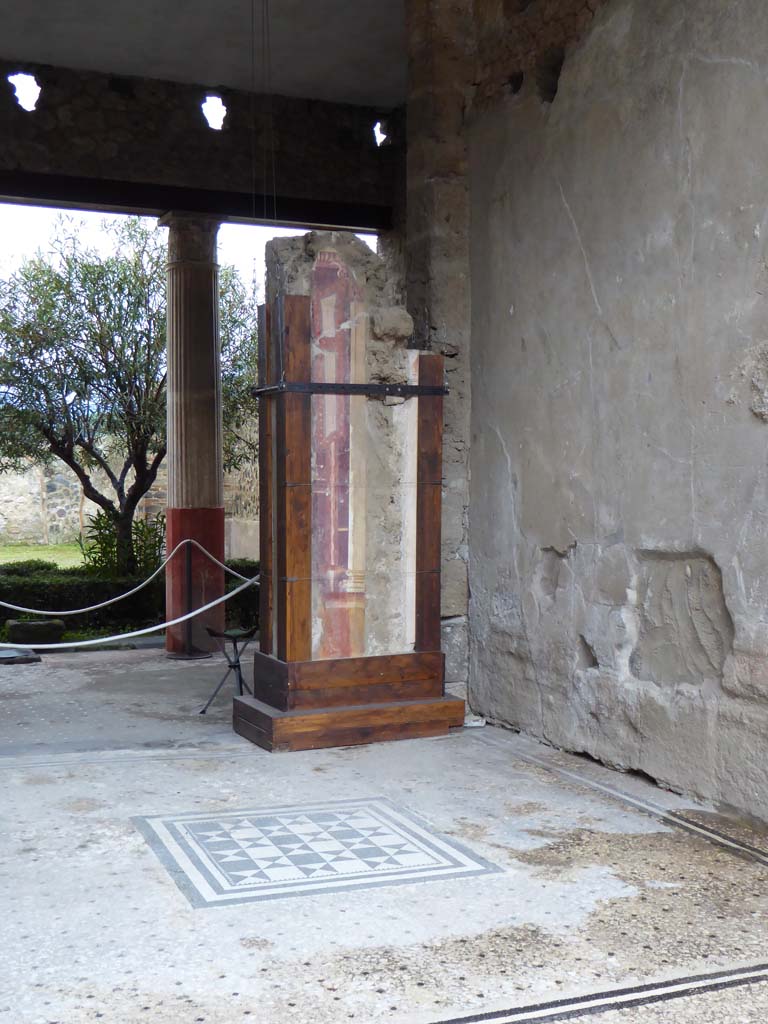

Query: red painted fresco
[310,250,366,659]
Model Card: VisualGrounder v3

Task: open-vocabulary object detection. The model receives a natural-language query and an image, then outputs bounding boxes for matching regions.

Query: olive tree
[0,216,257,574]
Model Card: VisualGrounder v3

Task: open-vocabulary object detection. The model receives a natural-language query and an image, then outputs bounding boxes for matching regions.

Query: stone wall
[0,457,259,556]
[467,0,768,818]
[405,0,475,697]
[403,0,606,700]
[471,0,608,107]
[0,464,103,544]
[0,58,399,225]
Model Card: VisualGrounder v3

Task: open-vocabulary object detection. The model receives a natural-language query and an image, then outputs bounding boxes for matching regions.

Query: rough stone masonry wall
[404,0,605,699]
[0,58,397,219]
[0,459,259,554]
[468,0,768,819]
[406,1,475,698]
[0,465,74,544]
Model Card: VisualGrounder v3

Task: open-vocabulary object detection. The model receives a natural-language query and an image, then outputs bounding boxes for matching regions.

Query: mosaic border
[134,797,502,908]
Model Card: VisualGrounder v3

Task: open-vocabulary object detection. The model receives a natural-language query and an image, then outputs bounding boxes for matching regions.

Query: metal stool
[198,626,258,714]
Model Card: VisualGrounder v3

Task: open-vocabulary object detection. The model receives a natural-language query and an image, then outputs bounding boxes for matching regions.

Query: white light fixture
[373,121,387,147]
[7,73,41,112]
[201,95,227,131]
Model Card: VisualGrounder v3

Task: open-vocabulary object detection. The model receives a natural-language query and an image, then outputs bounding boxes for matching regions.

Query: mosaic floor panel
[135,798,500,907]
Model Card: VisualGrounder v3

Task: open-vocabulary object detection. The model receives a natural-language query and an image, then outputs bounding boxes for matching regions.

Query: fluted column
[161,212,225,655]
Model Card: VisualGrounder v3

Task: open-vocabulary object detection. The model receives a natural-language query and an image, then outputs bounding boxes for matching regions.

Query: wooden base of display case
[233,650,465,752]
[233,694,466,752]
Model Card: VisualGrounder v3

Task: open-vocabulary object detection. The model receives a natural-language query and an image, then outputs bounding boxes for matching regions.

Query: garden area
[0,214,260,648]
[0,525,259,647]
[0,542,83,568]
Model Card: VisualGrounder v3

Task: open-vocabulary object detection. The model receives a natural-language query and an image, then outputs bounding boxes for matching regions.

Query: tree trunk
[114,512,136,577]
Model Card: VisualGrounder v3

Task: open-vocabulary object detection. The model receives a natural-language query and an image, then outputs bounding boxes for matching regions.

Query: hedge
[0,559,61,577]
[224,559,260,630]
[0,558,260,635]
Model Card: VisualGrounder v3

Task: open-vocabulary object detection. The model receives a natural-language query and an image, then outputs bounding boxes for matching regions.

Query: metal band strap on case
[252,382,448,398]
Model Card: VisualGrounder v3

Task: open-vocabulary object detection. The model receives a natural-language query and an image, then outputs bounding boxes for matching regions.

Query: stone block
[441,485,467,553]
[371,307,414,340]
[441,557,469,618]
[225,518,260,561]
[442,615,469,686]
[0,648,42,664]
[6,619,65,645]
[631,553,733,686]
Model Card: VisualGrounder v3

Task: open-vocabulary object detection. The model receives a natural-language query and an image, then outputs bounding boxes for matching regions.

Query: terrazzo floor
[1,650,767,1023]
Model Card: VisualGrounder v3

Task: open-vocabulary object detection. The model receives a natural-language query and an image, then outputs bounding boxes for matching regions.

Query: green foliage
[77,511,120,576]
[0,215,259,574]
[0,558,59,576]
[0,567,165,632]
[132,513,167,578]
[0,216,168,477]
[78,510,166,579]
[224,558,259,579]
[220,265,259,472]
[0,543,83,568]
[224,557,260,630]
[0,557,259,634]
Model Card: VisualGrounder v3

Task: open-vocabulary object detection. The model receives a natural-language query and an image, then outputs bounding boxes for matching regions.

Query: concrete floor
[2,650,767,1024]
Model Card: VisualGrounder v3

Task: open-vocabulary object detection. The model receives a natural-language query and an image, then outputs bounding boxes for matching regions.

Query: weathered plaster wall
[471,0,608,107]
[403,0,604,700]
[468,0,768,818]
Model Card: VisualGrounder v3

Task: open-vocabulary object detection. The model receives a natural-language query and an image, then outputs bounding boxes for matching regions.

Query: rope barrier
[0,574,258,651]
[185,539,252,583]
[0,538,253,616]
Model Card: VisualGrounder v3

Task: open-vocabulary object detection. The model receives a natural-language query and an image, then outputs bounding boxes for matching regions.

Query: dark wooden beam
[257,303,274,656]
[0,170,392,231]
[274,295,312,662]
[415,353,445,652]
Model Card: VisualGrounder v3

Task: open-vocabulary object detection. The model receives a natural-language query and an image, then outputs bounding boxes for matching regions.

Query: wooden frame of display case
[233,294,465,752]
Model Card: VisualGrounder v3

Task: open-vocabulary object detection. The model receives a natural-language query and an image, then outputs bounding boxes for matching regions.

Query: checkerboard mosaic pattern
[134,798,500,907]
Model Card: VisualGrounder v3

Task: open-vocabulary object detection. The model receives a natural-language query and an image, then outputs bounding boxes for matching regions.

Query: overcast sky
[0,202,376,297]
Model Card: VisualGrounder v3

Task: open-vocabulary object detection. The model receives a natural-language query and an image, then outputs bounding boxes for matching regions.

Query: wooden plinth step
[233,694,466,753]
[252,650,445,711]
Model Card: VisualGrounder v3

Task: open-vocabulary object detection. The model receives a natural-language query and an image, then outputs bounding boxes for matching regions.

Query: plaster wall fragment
[467,0,768,820]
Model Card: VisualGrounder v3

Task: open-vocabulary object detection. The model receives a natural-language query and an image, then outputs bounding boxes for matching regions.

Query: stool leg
[199,666,234,715]
[239,637,255,695]
[232,640,244,695]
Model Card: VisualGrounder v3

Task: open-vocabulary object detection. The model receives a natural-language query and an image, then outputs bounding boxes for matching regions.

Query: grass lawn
[0,543,84,568]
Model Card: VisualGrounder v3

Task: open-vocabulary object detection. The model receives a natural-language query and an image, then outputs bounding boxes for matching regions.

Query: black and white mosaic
[135,798,500,907]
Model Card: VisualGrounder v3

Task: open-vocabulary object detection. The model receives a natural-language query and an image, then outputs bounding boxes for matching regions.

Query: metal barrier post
[185,540,193,657]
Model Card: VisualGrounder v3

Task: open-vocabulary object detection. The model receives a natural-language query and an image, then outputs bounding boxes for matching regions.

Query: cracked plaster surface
[467,0,768,821]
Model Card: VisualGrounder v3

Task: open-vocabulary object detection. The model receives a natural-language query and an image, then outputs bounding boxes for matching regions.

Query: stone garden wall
[0,458,259,556]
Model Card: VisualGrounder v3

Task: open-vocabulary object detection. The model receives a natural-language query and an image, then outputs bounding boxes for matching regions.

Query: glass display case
[233,244,464,752]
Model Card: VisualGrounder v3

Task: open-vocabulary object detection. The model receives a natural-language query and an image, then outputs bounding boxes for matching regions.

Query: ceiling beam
[1,60,398,230]
[0,170,392,231]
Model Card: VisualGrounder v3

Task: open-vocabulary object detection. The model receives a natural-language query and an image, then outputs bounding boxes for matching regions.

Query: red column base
[165,507,226,655]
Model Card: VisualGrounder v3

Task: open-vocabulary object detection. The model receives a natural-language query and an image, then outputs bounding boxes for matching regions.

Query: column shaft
[162,213,225,655]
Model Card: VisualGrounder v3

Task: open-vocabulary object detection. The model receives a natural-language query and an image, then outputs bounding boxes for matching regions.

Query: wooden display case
[233,291,465,752]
